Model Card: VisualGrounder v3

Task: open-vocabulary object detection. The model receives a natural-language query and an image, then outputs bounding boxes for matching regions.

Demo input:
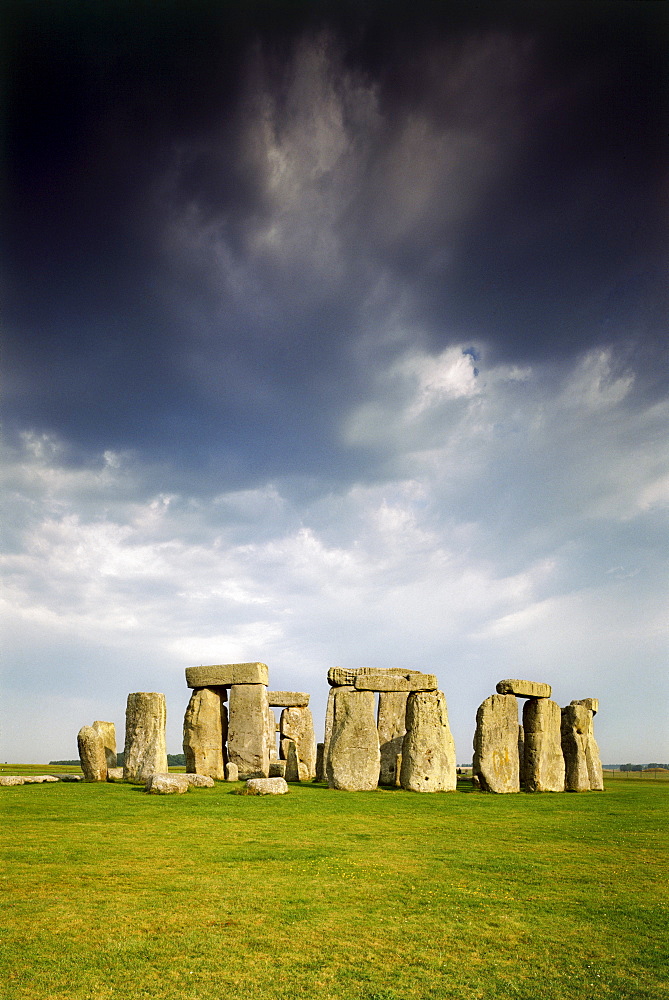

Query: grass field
[1,769,667,1000]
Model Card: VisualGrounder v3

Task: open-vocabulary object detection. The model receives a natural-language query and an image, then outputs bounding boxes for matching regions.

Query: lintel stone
[267,691,310,707]
[354,671,437,692]
[496,678,551,699]
[185,662,269,688]
[328,666,429,687]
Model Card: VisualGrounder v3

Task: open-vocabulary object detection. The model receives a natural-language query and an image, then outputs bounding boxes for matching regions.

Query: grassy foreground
[1,772,667,1000]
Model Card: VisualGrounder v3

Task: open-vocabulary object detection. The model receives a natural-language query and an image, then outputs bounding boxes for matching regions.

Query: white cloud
[1,344,667,763]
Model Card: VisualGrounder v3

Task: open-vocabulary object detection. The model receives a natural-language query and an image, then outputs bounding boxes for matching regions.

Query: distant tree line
[617,763,668,771]
[50,753,187,766]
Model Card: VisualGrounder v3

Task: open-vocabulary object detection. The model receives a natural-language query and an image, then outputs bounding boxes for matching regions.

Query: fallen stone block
[245,777,289,795]
[185,662,268,688]
[355,671,438,692]
[184,773,215,788]
[106,768,125,782]
[23,775,59,783]
[145,773,190,794]
[0,776,24,786]
[268,691,310,707]
[496,679,551,699]
[59,774,84,782]
[269,760,287,778]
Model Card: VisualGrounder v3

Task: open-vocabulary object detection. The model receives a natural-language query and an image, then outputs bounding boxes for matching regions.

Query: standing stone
[518,725,526,788]
[225,761,238,782]
[561,704,591,791]
[78,725,107,781]
[400,690,456,793]
[377,691,408,786]
[183,687,227,780]
[315,743,325,782]
[227,684,269,779]
[322,686,337,779]
[265,703,278,761]
[523,698,565,793]
[584,715,604,792]
[472,694,520,793]
[123,692,168,784]
[92,721,117,768]
[280,706,317,779]
[327,688,380,791]
[284,740,301,782]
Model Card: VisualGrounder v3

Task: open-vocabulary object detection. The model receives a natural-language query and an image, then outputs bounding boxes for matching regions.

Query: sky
[2,0,667,765]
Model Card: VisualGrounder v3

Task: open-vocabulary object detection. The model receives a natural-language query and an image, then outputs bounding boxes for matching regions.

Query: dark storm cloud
[3,0,666,486]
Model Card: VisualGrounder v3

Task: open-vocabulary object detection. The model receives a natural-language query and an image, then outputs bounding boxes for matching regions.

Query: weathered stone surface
[518,725,526,787]
[283,740,299,781]
[522,699,565,792]
[265,702,278,761]
[321,686,338,779]
[0,776,25,786]
[377,691,408,786]
[571,698,599,716]
[315,743,325,782]
[123,692,168,784]
[561,704,591,791]
[183,687,227,779]
[328,666,420,687]
[228,684,269,779]
[267,691,310,707]
[185,662,268,688]
[92,721,117,768]
[269,759,287,778]
[22,775,56,783]
[78,725,108,781]
[145,773,190,794]
[565,704,603,790]
[280,706,317,778]
[585,720,604,791]
[496,679,551,699]
[245,777,289,795]
[184,773,215,788]
[400,691,457,793]
[472,694,520,793]
[225,761,238,782]
[355,671,437,692]
[298,761,309,781]
[327,689,380,791]
[106,767,124,782]
[59,774,84,782]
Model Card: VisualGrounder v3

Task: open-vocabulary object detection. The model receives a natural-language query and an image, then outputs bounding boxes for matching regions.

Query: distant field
[1,770,667,1000]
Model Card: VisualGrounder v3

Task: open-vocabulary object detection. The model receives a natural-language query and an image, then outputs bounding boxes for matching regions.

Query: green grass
[1,773,667,1000]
